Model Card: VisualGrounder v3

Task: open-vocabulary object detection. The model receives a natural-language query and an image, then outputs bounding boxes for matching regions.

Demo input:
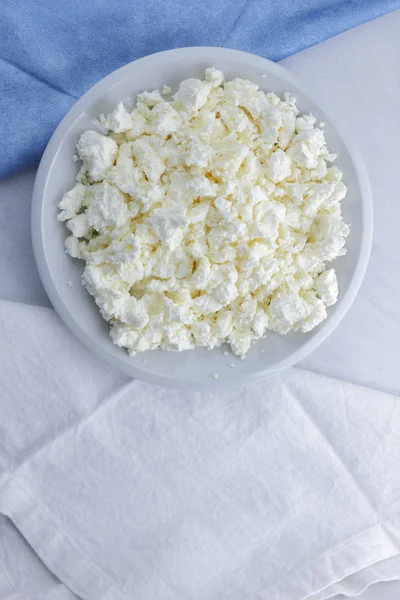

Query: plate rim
[31,46,373,390]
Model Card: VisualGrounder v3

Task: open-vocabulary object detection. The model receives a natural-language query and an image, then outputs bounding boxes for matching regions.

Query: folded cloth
[0,300,400,600]
[1,0,400,177]
[0,516,77,600]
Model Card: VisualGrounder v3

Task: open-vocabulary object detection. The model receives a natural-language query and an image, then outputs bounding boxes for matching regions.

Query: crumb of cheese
[58,68,348,357]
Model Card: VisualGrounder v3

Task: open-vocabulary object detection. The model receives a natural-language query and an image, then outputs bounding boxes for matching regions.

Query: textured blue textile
[0,0,399,177]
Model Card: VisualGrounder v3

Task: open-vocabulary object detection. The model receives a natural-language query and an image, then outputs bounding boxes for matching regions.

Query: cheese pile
[58,68,349,357]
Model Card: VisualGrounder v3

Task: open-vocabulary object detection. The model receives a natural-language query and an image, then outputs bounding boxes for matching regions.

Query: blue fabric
[0,0,398,178]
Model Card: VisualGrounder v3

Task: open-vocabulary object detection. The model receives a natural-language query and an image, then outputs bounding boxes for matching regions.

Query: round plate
[32,47,373,390]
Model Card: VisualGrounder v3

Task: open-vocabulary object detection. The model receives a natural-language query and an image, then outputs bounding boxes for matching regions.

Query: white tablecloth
[1,10,400,600]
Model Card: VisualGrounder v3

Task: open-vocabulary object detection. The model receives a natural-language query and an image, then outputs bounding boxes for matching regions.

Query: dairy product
[58,69,349,357]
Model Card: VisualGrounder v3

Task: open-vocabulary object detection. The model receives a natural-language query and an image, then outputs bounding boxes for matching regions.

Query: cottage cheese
[58,68,349,357]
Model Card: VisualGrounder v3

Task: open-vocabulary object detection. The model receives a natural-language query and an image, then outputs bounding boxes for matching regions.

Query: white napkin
[1,300,400,600]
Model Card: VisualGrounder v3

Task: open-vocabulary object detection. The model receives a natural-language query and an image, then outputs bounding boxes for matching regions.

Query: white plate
[31,47,373,390]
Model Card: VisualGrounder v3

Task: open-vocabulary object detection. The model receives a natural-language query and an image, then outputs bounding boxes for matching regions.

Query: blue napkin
[1,0,398,178]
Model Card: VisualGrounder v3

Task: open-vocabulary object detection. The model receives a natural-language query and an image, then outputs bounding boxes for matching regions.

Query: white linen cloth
[1,301,400,600]
[1,10,400,600]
